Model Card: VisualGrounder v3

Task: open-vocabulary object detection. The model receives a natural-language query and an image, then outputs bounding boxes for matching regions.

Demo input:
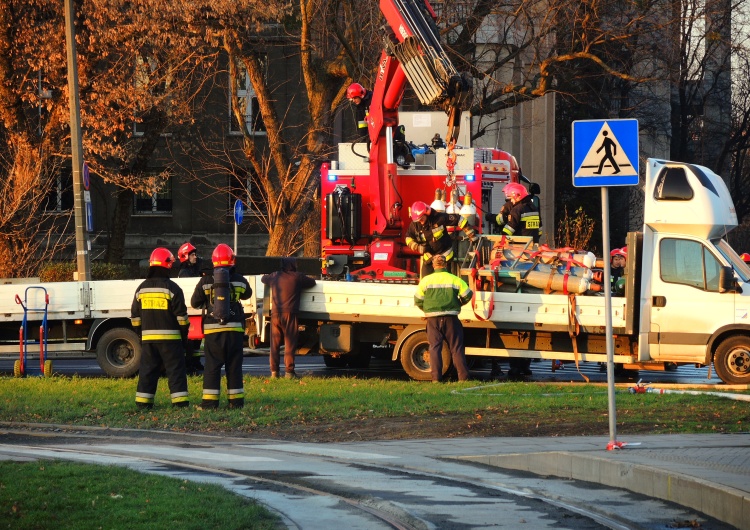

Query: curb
[455,452,750,530]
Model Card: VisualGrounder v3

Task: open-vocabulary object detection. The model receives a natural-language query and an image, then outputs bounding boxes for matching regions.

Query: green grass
[1,375,747,529]
[0,460,280,530]
[1,374,748,436]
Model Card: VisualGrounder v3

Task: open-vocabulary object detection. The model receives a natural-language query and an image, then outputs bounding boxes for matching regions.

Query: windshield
[713,238,750,282]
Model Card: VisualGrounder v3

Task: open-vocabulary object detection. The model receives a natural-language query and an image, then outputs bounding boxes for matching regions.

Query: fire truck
[321,0,521,281]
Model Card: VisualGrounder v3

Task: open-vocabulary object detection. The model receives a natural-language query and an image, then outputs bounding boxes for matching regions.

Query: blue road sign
[572,119,639,187]
[234,199,244,225]
[85,201,93,232]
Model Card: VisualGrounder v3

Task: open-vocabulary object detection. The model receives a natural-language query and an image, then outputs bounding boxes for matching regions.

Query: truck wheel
[323,354,348,368]
[96,328,142,378]
[713,336,750,384]
[400,331,450,381]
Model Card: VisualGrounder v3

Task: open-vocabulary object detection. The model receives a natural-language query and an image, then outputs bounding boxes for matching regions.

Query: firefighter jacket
[503,196,541,242]
[177,257,205,278]
[355,90,373,133]
[131,268,189,342]
[191,269,251,334]
[261,265,317,315]
[414,267,473,317]
[406,211,476,262]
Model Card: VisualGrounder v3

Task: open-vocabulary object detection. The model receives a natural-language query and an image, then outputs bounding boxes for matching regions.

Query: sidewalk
[429,433,750,530]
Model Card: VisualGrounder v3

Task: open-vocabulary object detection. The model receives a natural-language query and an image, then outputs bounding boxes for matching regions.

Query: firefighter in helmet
[346,82,373,145]
[176,242,205,374]
[190,244,251,409]
[500,182,541,243]
[405,200,477,278]
[177,242,204,278]
[131,248,190,409]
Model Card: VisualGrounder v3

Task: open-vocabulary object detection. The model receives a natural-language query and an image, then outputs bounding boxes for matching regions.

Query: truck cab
[637,159,749,383]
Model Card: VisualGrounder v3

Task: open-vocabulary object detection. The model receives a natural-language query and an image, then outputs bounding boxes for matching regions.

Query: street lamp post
[64,0,91,282]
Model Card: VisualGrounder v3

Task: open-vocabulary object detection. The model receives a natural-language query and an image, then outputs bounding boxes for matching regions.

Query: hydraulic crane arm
[379,0,472,143]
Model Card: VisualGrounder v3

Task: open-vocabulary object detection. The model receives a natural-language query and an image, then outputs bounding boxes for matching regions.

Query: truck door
[649,236,733,362]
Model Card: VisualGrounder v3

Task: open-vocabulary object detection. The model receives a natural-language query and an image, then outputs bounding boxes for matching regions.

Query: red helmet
[346,82,366,100]
[410,201,431,221]
[610,247,627,258]
[741,253,750,263]
[177,242,196,263]
[212,243,235,267]
[503,182,529,201]
[149,248,175,269]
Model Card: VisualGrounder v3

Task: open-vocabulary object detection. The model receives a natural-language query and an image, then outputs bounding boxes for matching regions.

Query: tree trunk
[106,188,133,263]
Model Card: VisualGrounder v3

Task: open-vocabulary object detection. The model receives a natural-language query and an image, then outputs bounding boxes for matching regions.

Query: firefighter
[406,200,477,278]
[191,244,251,409]
[503,182,541,379]
[610,247,627,286]
[176,242,205,375]
[500,182,541,243]
[131,248,190,409]
[742,253,750,264]
[414,254,472,382]
[177,242,204,278]
[346,82,373,145]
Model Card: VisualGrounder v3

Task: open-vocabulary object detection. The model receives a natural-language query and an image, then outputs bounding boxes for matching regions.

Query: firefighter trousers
[136,341,188,407]
[202,331,245,408]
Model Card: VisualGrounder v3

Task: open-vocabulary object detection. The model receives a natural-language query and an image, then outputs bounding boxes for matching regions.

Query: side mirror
[719,266,742,293]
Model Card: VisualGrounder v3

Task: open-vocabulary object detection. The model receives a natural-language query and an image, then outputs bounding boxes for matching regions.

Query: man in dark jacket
[261,257,316,379]
[131,248,190,409]
[191,244,251,409]
[414,254,473,382]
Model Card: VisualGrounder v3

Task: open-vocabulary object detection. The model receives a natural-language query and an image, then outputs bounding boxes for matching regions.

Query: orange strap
[470,267,495,321]
[567,292,589,383]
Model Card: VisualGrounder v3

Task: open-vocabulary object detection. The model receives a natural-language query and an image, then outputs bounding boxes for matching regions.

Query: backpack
[210,267,232,325]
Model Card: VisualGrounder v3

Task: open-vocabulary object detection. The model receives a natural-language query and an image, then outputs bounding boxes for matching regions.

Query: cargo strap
[567,292,590,383]
[470,267,494,321]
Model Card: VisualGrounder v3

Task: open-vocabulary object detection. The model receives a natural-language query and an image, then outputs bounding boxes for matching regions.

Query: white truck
[0,276,264,377]
[279,158,750,385]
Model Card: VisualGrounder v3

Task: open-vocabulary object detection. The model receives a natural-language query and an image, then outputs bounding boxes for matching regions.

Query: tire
[323,354,348,368]
[399,331,451,381]
[713,335,750,384]
[96,328,142,378]
[43,360,53,377]
[13,360,22,378]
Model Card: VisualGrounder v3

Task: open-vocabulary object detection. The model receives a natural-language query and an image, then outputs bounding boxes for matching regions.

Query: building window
[229,56,267,136]
[43,166,74,213]
[134,173,172,215]
[228,170,266,217]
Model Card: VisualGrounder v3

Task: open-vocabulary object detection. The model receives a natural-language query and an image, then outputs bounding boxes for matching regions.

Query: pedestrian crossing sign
[572,119,639,187]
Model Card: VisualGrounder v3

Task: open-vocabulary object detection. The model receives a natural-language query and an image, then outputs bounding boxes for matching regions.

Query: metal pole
[64,0,91,281]
[601,187,617,446]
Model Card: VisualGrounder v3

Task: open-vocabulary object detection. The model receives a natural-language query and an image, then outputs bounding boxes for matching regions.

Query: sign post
[572,118,639,450]
[233,199,244,255]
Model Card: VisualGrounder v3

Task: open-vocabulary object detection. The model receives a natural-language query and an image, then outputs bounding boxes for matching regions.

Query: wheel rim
[410,342,432,373]
[726,347,750,377]
[108,339,135,367]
